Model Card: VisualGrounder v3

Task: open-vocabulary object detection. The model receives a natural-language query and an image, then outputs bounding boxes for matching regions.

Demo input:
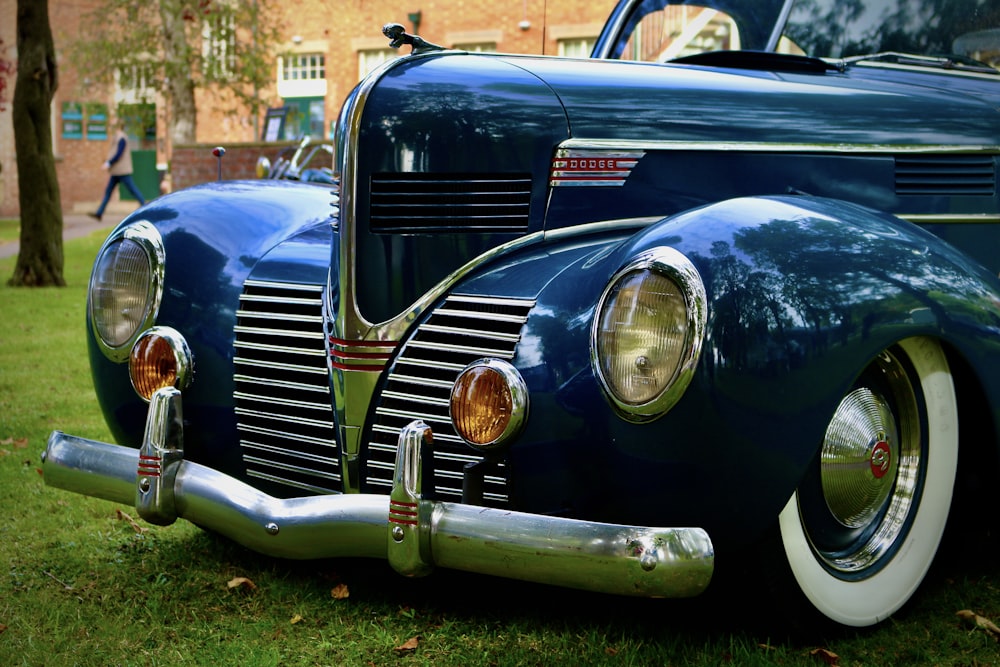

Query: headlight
[129,327,193,401]
[88,221,165,362]
[450,359,528,451]
[591,247,706,423]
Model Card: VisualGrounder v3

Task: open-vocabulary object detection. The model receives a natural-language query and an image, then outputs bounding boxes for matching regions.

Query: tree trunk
[9,0,64,287]
[159,0,197,146]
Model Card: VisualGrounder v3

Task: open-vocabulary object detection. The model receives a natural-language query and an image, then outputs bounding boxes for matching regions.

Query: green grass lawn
[1,230,999,666]
[0,218,19,247]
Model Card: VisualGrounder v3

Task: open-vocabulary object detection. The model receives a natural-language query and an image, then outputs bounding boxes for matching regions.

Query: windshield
[600,0,1000,68]
[785,0,1000,65]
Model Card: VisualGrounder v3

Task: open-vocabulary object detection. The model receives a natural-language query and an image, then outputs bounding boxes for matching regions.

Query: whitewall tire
[778,336,958,627]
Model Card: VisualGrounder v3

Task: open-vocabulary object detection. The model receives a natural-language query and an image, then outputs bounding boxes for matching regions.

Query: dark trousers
[97,174,146,216]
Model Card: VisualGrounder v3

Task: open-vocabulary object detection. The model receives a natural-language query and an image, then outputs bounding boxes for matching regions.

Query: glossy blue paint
[426,194,1000,543]
[349,50,999,331]
[88,181,335,476]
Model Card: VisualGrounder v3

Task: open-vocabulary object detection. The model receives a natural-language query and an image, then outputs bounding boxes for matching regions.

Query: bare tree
[9,0,64,287]
[72,0,285,148]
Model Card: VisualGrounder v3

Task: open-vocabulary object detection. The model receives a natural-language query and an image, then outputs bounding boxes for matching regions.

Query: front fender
[461,195,1000,547]
[88,181,336,476]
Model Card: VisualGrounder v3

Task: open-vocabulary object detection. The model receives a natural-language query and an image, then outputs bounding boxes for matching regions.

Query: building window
[557,38,595,58]
[277,50,328,99]
[203,10,236,78]
[283,53,326,81]
[358,48,399,79]
[116,61,156,100]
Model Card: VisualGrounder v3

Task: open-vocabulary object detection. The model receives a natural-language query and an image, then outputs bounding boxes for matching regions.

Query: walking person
[89,120,146,222]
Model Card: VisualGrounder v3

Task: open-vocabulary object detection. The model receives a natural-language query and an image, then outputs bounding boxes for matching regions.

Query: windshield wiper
[845,52,998,75]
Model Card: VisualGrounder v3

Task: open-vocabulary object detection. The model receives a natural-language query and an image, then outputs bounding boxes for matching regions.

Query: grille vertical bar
[365,295,535,506]
[234,280,340,495]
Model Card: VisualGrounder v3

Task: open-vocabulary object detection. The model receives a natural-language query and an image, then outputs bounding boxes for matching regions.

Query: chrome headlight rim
[590,246,707,423]
[88,220,165,363]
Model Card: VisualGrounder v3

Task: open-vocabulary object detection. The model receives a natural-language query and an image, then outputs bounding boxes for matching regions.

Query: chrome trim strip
[233,358,329,375]
[235,341,326,356]
[234,325,325,339]
[234,375,329,394]
[767,0,796,52]
[233,392,333,413]
[852,59,1000,80]
[239,427,333,449]
[242,441,338,463]
[900,214,1000,224]
[245,279,324,292]
[557,138,1000,155]
[234,408,333,430]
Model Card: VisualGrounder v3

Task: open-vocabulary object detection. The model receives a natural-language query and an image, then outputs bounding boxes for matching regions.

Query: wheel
[777,336,958,627]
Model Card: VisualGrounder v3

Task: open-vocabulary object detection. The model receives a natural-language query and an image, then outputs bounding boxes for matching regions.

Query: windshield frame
[593,0,999,71]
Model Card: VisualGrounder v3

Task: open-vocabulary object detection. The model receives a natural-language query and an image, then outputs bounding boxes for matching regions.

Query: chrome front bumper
[43,387,714,598]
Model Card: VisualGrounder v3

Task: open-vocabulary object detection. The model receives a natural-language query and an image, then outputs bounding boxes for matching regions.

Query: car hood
[496,53,1000,146]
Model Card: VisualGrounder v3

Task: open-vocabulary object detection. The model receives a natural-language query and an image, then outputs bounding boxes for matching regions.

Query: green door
[120,149,159,201]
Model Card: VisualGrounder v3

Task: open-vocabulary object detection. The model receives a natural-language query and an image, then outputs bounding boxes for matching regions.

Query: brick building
[0,0,618,218]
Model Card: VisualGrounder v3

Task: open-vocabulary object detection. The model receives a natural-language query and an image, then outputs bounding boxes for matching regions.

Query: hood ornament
[382,23,443,55]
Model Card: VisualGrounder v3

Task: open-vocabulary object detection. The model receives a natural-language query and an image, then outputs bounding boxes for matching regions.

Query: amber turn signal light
[450,359,528,450]
[129,327,194,401]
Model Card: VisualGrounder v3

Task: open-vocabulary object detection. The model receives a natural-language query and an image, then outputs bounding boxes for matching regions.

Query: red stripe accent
[391,500,418,508]
[388,517,419,526]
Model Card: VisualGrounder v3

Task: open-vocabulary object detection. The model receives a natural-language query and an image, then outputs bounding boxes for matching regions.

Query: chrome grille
[895,155,996,196]
[370,173,532,232]
[365,294,535,506]
[234,280,339,495]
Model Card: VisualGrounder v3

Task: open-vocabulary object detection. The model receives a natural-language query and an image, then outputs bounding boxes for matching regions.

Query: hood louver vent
[370,173,531,232]
[895,155,996,196]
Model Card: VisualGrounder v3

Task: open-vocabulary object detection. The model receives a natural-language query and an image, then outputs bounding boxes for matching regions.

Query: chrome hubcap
[813,348,922,574]
[822,388,898,529]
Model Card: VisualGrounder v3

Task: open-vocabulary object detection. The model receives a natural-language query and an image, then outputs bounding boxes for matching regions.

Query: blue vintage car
[44,0,1000,629]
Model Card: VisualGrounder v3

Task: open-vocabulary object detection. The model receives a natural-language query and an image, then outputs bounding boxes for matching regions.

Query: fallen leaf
[394,636,419,653]
[0,449,10,457]
[12,438,27,449]
[115,509,147,533]
[227,576,257,591]
[0,624,7,634]
[290,614,304,625]
[957,609,1000,640]
[810,647,840,666]
[331,583,350,600]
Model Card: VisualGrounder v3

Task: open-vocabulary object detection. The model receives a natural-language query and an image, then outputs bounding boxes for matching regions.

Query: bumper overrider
[42,387,714,598]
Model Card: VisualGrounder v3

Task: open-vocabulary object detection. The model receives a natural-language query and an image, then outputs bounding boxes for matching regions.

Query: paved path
[0,207,136,259]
